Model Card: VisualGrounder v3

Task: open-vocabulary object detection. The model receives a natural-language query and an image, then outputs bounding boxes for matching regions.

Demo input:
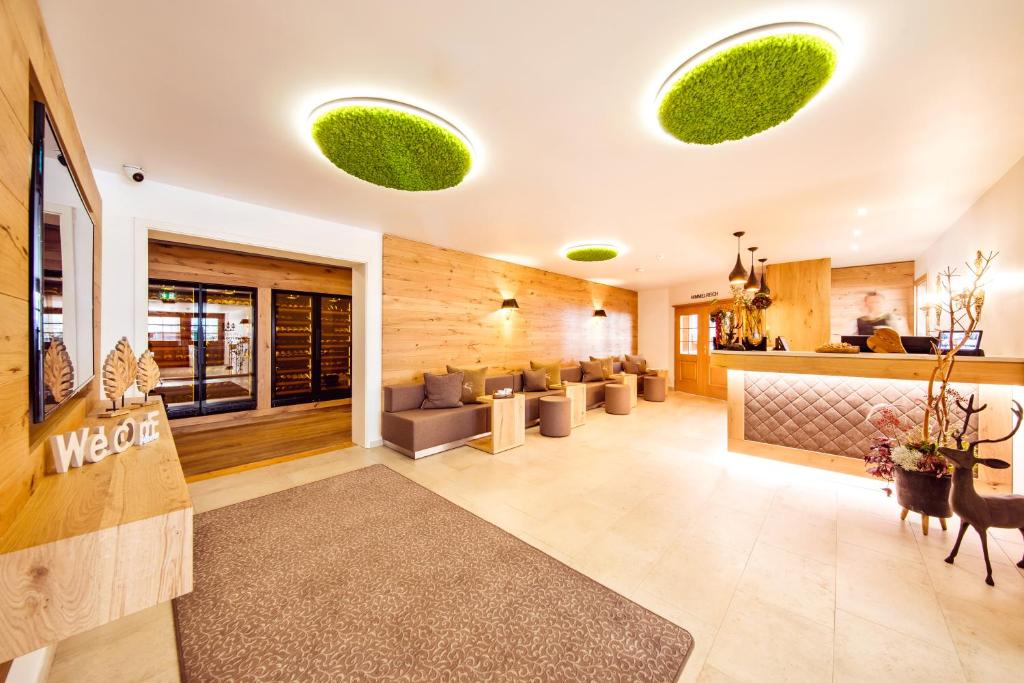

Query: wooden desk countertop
[710,351,1024,386]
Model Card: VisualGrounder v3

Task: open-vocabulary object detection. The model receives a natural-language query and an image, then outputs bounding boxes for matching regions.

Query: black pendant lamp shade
[744,246,759,292]
[728,231,748,285]
[757,258,770,295]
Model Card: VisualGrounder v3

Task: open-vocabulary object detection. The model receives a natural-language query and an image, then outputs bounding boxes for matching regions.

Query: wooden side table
[610,373,638,408]
[469,393,525,454]
[561,382,587,428]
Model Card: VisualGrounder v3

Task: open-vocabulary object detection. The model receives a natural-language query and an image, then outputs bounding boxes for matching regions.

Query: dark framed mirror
[29,101,96,423]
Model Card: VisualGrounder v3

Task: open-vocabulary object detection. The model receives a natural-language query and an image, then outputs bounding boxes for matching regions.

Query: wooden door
[674,303,727,400]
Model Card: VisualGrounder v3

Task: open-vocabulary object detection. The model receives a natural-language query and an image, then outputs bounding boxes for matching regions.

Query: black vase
[894,467,952,518]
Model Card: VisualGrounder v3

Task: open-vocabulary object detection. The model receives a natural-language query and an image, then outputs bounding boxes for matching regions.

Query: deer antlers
[952,395,1023,453]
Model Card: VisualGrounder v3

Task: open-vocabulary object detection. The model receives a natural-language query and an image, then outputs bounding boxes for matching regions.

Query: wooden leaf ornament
[136,350,161,397]
[43,339,75,402]
[102,337,138,404]
[866,326,906,354]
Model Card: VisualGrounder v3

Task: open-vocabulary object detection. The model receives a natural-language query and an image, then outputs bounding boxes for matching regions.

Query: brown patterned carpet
[173,464,693,681]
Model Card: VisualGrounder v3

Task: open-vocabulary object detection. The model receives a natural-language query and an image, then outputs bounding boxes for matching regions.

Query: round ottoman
[644,375,667,402]
[539,395,571,437]
[604,383,631,415]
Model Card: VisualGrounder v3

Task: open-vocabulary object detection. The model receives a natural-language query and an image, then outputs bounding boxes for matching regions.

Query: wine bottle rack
[272,290,352,405]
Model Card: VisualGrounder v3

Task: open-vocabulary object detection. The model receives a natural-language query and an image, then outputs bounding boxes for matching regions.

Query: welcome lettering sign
[48,410,161,474]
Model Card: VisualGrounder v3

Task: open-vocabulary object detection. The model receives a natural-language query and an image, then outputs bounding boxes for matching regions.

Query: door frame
[674,300,729,400]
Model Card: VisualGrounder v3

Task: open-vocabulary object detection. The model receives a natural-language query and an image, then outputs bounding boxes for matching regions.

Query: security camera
[123,164,145,182]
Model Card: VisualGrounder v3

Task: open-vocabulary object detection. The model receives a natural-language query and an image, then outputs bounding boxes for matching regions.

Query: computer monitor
[938,330,983,352]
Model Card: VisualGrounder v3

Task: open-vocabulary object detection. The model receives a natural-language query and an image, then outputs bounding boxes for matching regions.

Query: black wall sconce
[593,309,607,317]
[501,298,519,319]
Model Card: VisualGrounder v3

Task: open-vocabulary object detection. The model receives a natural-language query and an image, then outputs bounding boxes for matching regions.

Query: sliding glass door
[148,280,257,417]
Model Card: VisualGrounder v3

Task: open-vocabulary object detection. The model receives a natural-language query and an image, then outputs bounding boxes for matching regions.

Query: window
[679,313,698,355]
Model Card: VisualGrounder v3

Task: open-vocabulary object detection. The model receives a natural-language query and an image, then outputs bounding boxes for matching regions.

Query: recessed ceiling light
[563,242,620,262]
[655,23,841,145]
[853,229,863,237]
[850,243,860,252]
[309,97,474,191]
[856,207,868,216]
[656,254,665,261]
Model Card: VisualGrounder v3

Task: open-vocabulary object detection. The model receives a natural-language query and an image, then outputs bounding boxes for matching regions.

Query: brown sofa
[382,375,514,458]
[382,360,652,459]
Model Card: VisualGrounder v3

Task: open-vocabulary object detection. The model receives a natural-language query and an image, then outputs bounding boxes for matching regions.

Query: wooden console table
[0,403,193,662]
[561,382,587,428]
[470,394,526,454]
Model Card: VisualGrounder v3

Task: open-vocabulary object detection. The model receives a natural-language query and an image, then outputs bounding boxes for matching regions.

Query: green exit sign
[159,290,176,302]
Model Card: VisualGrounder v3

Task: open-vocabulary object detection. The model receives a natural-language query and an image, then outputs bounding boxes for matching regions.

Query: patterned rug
[173,464,693,681]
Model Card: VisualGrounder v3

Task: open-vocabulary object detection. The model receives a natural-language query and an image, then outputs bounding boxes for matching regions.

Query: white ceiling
[41,0,1024,290]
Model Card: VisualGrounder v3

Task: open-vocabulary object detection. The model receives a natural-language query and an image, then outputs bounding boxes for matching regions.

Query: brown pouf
[539,395,571,437]
[644,375,667,402]
[604,383,631,415]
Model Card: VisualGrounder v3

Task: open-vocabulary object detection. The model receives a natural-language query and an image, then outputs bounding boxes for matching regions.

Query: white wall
[916,156,1024,357]
[95,170,384,446]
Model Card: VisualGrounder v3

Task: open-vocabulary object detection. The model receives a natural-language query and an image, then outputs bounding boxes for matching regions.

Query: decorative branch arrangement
[101,337,138,416]
[922,250,996,443]
[43,339,75,403]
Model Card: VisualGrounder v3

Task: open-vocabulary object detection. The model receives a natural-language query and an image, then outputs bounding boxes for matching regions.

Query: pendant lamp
[744,246,759,292]
[728,231,748,285]
[757,258,770,295]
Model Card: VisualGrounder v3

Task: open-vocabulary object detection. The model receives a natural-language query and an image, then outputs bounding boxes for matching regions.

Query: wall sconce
[593,309,607,318]
[501,298,519,319]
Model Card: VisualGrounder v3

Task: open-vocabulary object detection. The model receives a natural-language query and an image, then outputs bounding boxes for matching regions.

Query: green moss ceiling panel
[565,245,618,262]
[658,32,837,145]
[311,102,473,191]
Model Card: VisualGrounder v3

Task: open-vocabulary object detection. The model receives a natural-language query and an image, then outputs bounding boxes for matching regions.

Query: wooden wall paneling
[148,241,352,295]
[764,258,831,352]
[830,261,915,338]
[0,0,103,541]
[382,235,638,386]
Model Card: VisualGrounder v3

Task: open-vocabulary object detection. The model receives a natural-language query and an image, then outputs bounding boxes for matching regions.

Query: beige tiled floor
[49,392,1024,682]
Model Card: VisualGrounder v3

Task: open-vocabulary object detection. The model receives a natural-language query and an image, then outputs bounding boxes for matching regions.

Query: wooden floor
[172,406,353,479]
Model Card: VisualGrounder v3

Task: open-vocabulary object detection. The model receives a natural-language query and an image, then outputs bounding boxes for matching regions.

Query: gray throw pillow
[625,354,648,374]
[623,360,640,374]
[580,360,603,383]
[523,368,549,392]
[421,371,464,409]
[447,365,488,403]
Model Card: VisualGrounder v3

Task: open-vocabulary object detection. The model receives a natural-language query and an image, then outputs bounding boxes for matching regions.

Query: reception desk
[711,351,1024,492]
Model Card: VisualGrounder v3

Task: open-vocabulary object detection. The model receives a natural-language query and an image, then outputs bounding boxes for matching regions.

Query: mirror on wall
[29,101,95,422]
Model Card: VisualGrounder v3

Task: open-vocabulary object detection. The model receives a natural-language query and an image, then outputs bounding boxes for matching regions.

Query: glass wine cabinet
[271,290,352,406]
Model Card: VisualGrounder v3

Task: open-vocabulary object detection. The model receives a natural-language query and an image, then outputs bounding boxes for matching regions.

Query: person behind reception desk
[856,291,907,335]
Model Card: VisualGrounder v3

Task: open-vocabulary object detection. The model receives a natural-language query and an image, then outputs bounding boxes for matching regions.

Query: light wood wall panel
[764,258,831,352]
[382,235,638,385]
[830,261,915,338]
[0,0,102,539]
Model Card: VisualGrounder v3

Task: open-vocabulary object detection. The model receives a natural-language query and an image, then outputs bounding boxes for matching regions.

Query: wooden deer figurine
[939,395,1024,586]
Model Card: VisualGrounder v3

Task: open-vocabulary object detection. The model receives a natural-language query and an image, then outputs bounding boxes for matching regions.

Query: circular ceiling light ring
[657,23,840,145]
[309,97,474,191]
[564,243,619,262]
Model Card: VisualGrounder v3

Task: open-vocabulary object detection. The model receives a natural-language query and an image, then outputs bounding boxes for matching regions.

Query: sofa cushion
[560,366,583,384]
[382,404,489,452]
[524,389,563,423]
[523,368,549,391]
[625,354,647,374]
[530,360,561,388]
[484,374,514,395]
[421,372,463,409]
[580,360,603,382]
[384,382,426,413]
[447,365,488,403]
[590,356,614,379]
[585,381,608,408]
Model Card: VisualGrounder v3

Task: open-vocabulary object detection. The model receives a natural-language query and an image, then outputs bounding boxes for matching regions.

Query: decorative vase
[894,466,952,519]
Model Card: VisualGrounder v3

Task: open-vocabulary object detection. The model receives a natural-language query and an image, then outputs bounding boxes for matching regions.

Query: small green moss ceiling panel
[311,102,473,191]
[658,32,837,145]
[565,245,618,262]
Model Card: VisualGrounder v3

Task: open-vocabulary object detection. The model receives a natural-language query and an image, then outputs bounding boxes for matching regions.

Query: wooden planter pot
[894,466,951,535]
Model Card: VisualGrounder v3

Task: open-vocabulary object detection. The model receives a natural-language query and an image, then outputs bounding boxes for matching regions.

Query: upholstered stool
[539,395,571,437]
[644,375,667,402]
[604,383,631,415]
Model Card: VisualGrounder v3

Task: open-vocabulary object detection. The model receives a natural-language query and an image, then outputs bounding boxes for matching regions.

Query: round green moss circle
[311,103,473,191]
[566,245,618,262]
[658,33,837,145]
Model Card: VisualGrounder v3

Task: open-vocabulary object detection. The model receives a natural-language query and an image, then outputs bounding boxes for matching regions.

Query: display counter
[711,351,1024,491]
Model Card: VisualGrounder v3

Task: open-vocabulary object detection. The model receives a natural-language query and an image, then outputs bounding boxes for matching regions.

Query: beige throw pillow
[530,360,561,388]
[446,365,488,403]
[590,356,614,379]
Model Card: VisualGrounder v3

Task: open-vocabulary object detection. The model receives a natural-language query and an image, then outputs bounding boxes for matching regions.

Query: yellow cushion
[590,356,614,379]
[530,360,561,388]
